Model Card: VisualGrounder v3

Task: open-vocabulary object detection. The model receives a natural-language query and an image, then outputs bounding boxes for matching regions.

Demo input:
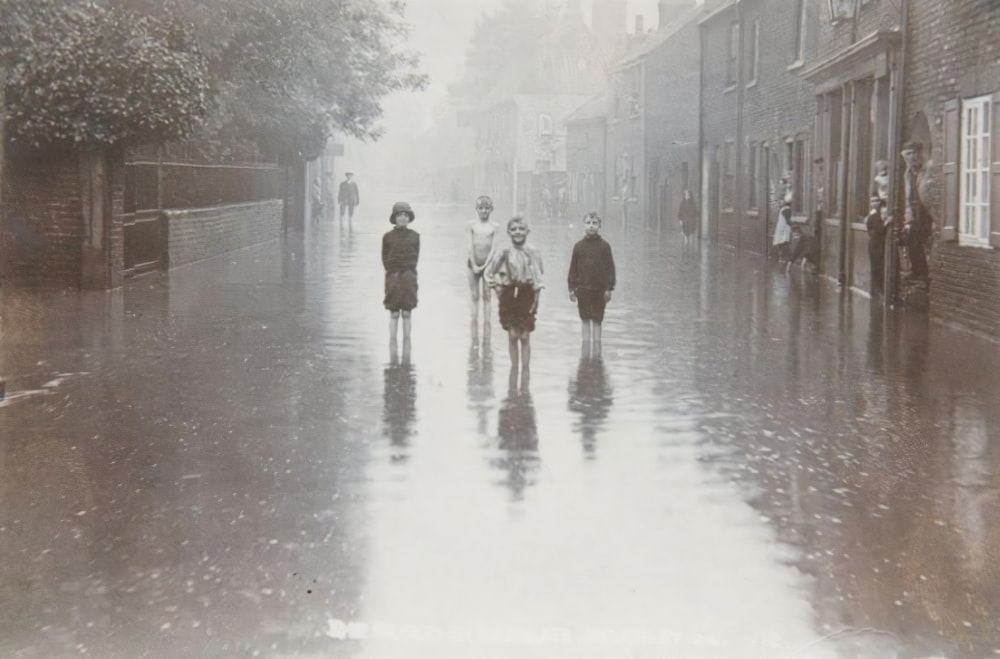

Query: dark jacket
[567,235,616,292]
[382,227,419,272]
[338,180,360,206]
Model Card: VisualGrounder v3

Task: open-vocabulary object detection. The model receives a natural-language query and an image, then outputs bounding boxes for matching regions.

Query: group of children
[381,196,616,377]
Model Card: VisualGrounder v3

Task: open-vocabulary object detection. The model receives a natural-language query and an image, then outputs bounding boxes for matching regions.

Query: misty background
[344,0,668,196]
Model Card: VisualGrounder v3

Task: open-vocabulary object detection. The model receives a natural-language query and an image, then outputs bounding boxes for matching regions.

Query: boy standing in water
[467,195,499,341]
[490,216,544,385]
[382,201,419,357]
[567,211,616,354]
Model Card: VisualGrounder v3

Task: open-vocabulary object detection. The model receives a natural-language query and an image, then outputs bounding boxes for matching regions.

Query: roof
[564,94,608,123]
[617,3,707,66]
[698,0,738,26]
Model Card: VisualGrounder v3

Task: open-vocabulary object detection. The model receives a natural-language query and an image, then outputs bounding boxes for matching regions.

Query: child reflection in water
[382,343,415,463]
[494,367,539,499]
[466,339,494,438]
[567,348,614,457]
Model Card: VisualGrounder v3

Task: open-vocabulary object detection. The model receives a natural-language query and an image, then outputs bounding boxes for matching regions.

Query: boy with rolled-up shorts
[490,216,544,385]
[567,211,616,354]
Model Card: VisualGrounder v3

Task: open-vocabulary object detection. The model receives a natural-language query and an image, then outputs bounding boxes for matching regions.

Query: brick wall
[931,243,1000,340]
[165,199,283,268]
[700,6,739,246]
[1,153,84,287]
[904,0,1000,335]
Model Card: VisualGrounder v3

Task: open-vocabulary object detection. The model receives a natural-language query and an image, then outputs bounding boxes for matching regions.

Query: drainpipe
[886,0,909,308]
[734,0,745,254]
[698,21,706,240]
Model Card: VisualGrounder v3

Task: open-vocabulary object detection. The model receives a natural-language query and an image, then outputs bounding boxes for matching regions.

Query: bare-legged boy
[491,216,544,389]
[382,201,419,360]
[467,195,499,342]
[568,211,616,357]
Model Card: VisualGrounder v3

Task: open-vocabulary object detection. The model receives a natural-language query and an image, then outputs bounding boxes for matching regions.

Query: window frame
[726,22,740,88]
[746,18,760,87]
[959,94,992,247]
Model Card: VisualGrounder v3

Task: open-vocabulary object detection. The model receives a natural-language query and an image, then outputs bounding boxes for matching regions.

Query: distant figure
[382,201,419,355]
[865,194,890,295]
[677,188,699,251]
[338,172,360,223]
[467,195,499,341]
[490,216,544,388]
[541,183,554,219]
[773,188,793,265]
[567,211,616,355]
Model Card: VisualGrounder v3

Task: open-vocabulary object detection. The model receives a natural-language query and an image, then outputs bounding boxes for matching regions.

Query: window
[726,23,740,87]
[748,142,759,209]
[793,0,806,63]
[960,95,991,245]
[746,19,760,86]
[538,113,554,136]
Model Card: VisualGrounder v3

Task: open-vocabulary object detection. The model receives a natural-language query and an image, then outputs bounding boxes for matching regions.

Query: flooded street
[2,198,1000,658]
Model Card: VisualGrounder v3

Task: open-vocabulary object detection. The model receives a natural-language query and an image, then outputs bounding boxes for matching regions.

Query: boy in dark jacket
[567,211,616,353]
[383,201,419,357]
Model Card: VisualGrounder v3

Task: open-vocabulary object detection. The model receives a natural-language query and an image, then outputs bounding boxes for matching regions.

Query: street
[2,197,999,658]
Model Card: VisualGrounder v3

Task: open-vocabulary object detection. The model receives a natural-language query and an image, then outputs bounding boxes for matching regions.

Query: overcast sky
[402,0,662,97]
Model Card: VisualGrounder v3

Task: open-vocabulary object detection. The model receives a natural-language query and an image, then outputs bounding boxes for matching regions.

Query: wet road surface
[2,199,1000,658]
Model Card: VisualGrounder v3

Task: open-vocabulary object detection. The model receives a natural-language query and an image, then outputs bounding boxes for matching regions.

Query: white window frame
[959,95,991,246]
[746,18,760,87]
[538,113,554,136]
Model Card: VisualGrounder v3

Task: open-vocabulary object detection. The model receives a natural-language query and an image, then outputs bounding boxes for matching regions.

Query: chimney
[635,14,644,35]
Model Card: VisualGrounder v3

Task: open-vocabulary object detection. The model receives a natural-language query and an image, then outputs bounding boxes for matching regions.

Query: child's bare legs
[580,320,592,344]
[507,328,531,382]
[401,310,412,352]
[592,321,602,357]
[389,310,400,347]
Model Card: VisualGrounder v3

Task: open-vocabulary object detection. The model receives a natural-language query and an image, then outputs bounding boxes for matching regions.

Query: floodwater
[1,198,999,658]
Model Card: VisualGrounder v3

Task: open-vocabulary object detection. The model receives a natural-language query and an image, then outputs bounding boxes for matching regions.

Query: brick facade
[607,4,702,234]
[1,153,86,287]
[165,200,284,269]
[903,0,1000,336]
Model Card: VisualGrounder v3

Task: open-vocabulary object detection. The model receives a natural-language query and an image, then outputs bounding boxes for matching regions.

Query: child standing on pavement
[490,216,544,384]
[467,195,499,341]
[567,211,616,354]
[383,201,419,357]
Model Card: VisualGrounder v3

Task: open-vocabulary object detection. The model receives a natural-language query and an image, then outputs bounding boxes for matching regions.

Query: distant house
[606,0,704,233]
[565,95,608,220]
[469,0,620,220]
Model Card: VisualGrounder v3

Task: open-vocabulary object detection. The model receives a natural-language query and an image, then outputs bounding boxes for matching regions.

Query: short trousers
[498,284,536,333]
[575,288,608,322]
[384,269,418,311]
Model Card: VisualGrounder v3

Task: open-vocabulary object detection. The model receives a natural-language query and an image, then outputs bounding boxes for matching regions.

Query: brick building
[699,0,818,256]
[565,95,609,221]
[605,0,703,233]
[902,1,1000,339]
[470,1,615,220]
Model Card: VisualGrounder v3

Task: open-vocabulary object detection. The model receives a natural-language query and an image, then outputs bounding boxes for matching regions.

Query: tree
[1,0,209,150]
[114,0,428,158]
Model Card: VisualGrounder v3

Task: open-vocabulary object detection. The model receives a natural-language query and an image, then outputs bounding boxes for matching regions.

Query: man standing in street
[338,172,360,223]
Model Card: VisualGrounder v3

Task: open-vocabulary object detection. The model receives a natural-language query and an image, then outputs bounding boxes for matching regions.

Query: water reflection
[567,350,613,457]
[493,369,539,499]
[466,338,494,437]
[382,345,415,463]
